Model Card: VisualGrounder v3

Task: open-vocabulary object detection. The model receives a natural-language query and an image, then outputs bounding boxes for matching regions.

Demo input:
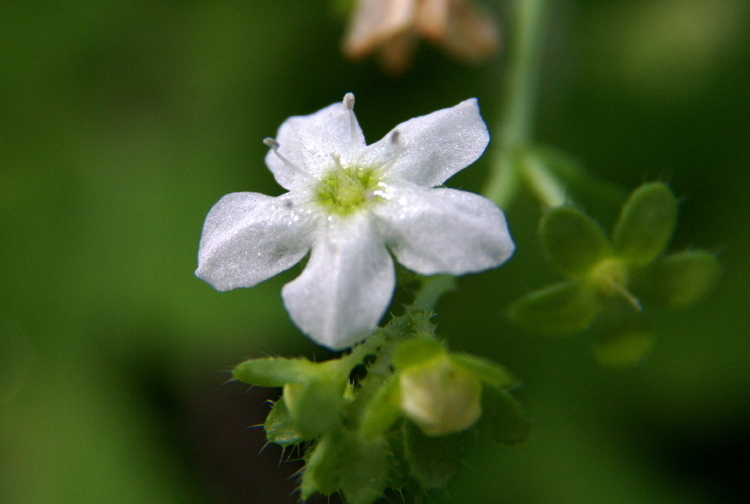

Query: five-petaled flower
[196,94,514,350]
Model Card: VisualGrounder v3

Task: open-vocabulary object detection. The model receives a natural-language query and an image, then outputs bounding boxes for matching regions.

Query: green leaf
[263,398,308,446]
[479,387,531,444]
[232,356,316,387]
[540,206,611,278]
[509,280,601,335]
[403,421,467,489]
[612,182,678,265]
[594,331,655,367]
[450,353,518,389]
[632,250,721,308]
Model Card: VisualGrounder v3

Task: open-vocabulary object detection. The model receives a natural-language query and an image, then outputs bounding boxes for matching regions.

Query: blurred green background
[1,0,748,503]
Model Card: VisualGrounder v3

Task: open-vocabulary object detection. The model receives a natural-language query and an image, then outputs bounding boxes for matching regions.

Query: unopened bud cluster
[233,312,528,504]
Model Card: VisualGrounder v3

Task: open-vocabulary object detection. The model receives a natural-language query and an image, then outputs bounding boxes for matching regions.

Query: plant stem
[484,0,550,207]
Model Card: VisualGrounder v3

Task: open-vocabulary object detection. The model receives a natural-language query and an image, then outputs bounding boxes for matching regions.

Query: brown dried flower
[343,0,500,74]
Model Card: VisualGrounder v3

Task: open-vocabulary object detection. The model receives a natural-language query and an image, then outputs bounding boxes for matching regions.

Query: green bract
[510,182,719,344]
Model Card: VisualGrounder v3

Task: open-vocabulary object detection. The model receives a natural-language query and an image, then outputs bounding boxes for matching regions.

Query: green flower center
[589,257,642,310]
[315,164,384,215]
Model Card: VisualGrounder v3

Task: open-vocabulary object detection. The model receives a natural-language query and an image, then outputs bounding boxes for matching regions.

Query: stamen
[262,137,314,181]
[343,93,355,110]
[375,129,403,173]
[330,153,356,184]
[390,129,400,145]
[343,93,359,147]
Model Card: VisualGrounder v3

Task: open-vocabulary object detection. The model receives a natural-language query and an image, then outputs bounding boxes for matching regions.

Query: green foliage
[510,183,719,346]
[233,356,317,387]
[231,278,526,503]
[594,332,656,367]
[613,183,678,265]
[509,280,601,335]
[264,398,307,446]
[480,387,532,444]
[631,250,722,309]
[402,421,468,489]
[540,206,611,278]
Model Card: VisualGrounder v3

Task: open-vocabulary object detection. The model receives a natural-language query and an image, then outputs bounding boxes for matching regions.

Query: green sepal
[283,372,347,438]
[232,356,315,387]
[540,206,611,277]
[631,249,721,309]
[450,353,518,389]
[263,397,308,446]
[528,146,628,210]
[360,375,402,439]
[612,182,678,265]
[301,431,390,504]
[479,387,531,444]
[392,337,445,370]
[339,435,390,504]
[402,421,467,489]
[301,432,343,498]
[594,331,655,367]
[509,280,600,335]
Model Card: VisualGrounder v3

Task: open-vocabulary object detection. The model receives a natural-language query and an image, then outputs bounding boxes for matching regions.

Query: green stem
[394,1,552,317]
[483,0,550,207]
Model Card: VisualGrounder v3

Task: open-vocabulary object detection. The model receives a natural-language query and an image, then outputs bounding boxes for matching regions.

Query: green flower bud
[399,355,483,436]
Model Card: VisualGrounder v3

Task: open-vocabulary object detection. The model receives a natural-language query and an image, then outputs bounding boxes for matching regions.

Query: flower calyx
[509,182,720,344]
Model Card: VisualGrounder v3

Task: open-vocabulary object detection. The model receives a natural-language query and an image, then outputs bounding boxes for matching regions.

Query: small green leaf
[264,397,308,446]
[403,421,467,489]
[509,280,601,335]
[479,387,531,444]
[594,331,655,367]
[632,250,721,308]
[450,353,518,389]
[613,182,678,265]
[540,206,611,277]
[233,357,315,387]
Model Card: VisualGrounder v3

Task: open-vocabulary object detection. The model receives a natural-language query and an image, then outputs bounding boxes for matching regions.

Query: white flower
[196,94,514,350]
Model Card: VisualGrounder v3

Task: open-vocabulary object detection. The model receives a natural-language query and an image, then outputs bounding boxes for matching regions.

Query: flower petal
[364,98,489,187]
[343,0,415,59]
[265,99,366,191]
[281,214,395,350]
[375,183,514,275]
[196,192,315,291]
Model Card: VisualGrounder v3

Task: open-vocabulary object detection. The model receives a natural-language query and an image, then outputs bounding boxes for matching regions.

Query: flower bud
[399,355,482,436]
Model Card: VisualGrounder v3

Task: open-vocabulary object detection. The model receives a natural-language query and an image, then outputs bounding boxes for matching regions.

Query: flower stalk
[484,0,552,208]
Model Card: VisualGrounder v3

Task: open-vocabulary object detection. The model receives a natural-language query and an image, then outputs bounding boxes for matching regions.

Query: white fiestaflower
[196,94,514,350]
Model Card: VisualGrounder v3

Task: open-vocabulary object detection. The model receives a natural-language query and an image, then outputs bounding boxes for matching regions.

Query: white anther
[343,93,355,110]
[263,137,314,181]
[390,130,400,145]
[263,137,280,149]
